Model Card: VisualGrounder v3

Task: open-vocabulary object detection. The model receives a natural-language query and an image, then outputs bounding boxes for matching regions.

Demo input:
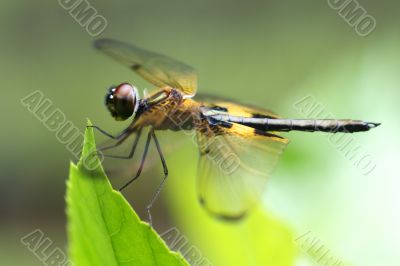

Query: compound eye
[115,83,135,99]
[105,83,138,121]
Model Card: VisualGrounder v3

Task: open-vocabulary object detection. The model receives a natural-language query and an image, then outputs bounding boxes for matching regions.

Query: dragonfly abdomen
[209,115,380,133]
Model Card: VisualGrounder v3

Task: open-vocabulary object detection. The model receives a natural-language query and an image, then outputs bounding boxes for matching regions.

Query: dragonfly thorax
[129,87,200,131]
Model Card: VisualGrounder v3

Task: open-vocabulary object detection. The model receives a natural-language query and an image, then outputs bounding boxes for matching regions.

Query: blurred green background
[1,0,399,265]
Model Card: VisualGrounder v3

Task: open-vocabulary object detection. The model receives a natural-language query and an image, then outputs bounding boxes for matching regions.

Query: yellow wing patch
[214,101,280,119]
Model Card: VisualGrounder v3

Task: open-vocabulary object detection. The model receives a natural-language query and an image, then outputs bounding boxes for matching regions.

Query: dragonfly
[91,38,380,224]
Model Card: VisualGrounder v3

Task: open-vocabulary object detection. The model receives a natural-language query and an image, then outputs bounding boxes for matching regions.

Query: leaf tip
[77,119,104,176]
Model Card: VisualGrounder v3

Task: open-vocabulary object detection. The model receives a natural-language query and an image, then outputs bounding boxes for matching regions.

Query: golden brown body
[129,87,201,131]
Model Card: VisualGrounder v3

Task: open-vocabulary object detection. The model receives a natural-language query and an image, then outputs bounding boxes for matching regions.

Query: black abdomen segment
[210,115,380,133]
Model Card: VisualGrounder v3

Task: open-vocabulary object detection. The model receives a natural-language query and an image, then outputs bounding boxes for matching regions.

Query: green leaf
[66,121,188,266]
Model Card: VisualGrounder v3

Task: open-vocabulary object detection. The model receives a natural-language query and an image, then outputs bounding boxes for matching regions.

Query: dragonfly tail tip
[367,122,381,129]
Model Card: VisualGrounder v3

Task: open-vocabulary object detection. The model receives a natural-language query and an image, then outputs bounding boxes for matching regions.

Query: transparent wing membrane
[94,38,198,97]
[196,121,288,220]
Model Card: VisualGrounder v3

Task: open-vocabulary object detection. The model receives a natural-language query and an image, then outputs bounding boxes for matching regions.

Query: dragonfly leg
[100,129,142,159]
[119,129,152,191]
[97,133,130,151]
[146,130,169,226]
[87,125,127,139]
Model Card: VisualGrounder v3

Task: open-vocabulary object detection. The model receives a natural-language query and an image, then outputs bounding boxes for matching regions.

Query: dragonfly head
[105,83,140,121]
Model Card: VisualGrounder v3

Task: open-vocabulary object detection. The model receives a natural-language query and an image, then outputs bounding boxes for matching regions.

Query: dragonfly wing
[195,93,280,119]
[94,38,197,97]
[195,119,288,220]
